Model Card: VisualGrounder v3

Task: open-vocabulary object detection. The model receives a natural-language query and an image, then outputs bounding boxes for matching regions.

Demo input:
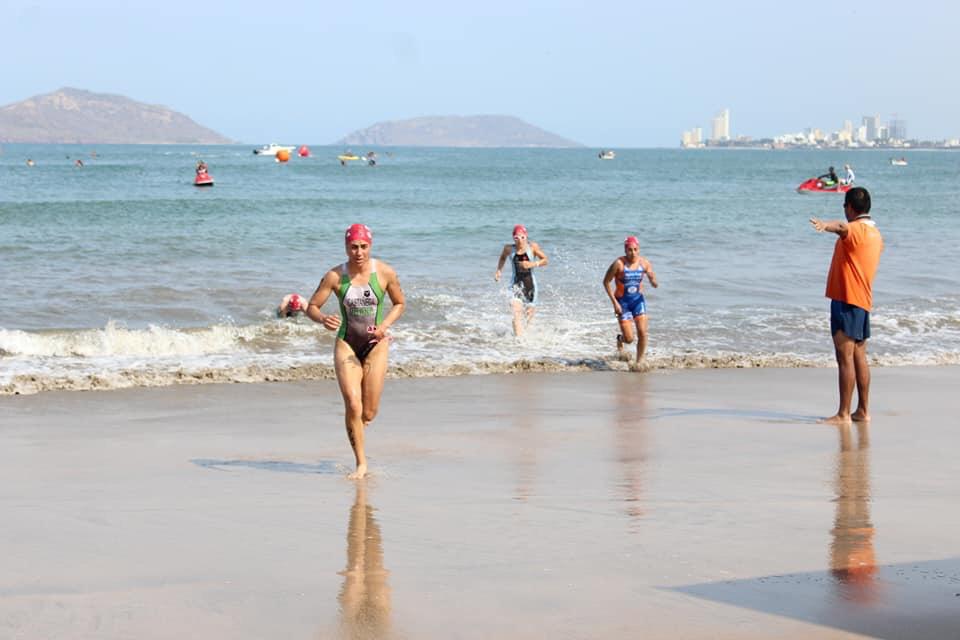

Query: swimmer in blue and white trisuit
[603,236,659,367]
[495,224,549,336]
[306,223,406,479]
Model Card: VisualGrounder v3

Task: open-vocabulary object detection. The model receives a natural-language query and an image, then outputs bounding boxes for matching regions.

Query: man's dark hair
[845,187,871,214]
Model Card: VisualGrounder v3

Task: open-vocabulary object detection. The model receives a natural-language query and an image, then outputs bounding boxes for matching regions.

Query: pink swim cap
[288,294,303,312]
[345,223,373,244]
[512,224,527,238]
[624,236,640,248]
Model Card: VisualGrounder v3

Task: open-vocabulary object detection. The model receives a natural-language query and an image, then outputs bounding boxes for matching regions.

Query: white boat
[598,150,616,160]
[253,143,296,156]
[890,158,908,166]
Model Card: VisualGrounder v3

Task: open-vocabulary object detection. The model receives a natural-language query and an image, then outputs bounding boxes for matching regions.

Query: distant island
[336,115,583,148]
[0,88,232,144]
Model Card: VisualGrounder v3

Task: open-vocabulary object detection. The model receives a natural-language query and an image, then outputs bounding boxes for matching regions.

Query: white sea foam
[2,307,959,394]
[0,321,250,358]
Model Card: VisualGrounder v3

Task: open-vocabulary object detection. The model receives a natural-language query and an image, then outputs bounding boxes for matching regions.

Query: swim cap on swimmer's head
[512,224,527,238]
[624,236,640,248]
[288,294,303,312]
[345,223,373,245]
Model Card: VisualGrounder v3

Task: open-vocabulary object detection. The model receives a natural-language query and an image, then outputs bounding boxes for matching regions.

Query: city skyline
[682,108,960,148]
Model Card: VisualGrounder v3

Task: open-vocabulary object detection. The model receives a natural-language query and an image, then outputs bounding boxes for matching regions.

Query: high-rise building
[862,115,880,141]
[681,127,705,148]
[889,118,907,141]
[711,109,730,142]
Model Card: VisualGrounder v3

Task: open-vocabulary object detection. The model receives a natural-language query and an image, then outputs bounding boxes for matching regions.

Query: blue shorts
[618,295,646,320]
[830,300,870,341]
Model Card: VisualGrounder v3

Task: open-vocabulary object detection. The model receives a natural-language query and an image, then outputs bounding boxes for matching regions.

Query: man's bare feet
[629,360,650,373]
[347,463,367,480]
[818,413,853,425]
[851,411,871,422]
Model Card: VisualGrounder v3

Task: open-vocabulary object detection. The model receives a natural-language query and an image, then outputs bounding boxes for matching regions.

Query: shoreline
[3,366,959,638]
[6,353,960,396]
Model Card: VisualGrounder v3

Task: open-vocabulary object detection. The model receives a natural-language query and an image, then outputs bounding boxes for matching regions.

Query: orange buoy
[276,149,291,163]
[298,145,310,157]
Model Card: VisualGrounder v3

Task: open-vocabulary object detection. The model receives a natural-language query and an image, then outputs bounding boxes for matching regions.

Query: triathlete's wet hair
[845,187,871,214]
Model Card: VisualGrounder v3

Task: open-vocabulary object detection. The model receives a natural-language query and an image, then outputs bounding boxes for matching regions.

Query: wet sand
[2,367,959,639]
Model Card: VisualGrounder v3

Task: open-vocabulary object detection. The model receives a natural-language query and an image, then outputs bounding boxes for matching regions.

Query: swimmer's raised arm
[306,269,342,331]
[602,258,624,313]
[642,257,658,288]
[369,261,405,341]
[494,243,512,282]
[529,241,548,268]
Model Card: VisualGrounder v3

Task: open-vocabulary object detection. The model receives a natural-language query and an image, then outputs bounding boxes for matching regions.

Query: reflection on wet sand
[337,482,392,639]
[830,423,878,602]
[612,373,649,522]
[508,375,540,503]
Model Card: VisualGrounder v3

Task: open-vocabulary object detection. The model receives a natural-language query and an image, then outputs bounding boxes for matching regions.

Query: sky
[3,0,959,146]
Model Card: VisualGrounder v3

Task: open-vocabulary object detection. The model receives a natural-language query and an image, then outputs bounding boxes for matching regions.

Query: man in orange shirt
[810,187,883,425]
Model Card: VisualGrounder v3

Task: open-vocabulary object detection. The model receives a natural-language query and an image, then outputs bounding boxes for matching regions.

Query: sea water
[1,144,959,393]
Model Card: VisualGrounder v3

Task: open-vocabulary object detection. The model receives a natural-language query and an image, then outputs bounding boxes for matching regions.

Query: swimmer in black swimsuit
[306,224,406,479]
[495,224,549,336]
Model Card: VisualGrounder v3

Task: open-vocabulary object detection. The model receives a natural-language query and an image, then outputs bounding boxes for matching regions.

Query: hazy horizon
[3,0,958,146]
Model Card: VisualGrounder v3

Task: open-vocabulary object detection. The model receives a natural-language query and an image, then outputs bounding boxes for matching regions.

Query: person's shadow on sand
[190,458,340,474]
[336,481,392,639]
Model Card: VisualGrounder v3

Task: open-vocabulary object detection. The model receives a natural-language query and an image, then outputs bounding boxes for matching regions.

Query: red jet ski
[194,171,214,187]
[796,177,849,193]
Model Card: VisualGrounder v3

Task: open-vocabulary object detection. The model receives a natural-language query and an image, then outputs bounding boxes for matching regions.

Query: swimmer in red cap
[305,223,406,479]
[495,224,549,336]
[603,235,659,368]
[277,293,306,318]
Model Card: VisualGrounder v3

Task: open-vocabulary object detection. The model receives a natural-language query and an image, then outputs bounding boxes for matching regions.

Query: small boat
[796,177,850,194]
[253,143,296,156]
[598,150,616,160]
[890,158,908,166]
[194,172,214,187]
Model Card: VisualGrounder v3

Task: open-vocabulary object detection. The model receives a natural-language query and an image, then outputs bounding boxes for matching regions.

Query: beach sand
[2,367,959,639]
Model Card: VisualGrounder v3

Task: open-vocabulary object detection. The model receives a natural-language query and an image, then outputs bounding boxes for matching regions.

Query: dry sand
[2,367,959,639]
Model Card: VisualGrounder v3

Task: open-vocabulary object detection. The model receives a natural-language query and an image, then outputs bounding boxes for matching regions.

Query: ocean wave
[3,305,960,395]
[0,321,254,358]
[6,350,960,396]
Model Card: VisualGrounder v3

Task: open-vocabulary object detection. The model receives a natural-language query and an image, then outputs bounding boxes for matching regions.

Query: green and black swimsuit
[336,260,386,362]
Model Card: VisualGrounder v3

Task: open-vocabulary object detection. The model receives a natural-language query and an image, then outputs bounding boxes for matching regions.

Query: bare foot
[818,413,852,425]
[347,463,368,480]
[851,411,871,422]
[629,360,651,373]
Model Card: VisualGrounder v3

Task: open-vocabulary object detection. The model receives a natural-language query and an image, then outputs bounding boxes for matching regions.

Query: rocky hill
[0,88,232,144]
[336,115,582,148]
